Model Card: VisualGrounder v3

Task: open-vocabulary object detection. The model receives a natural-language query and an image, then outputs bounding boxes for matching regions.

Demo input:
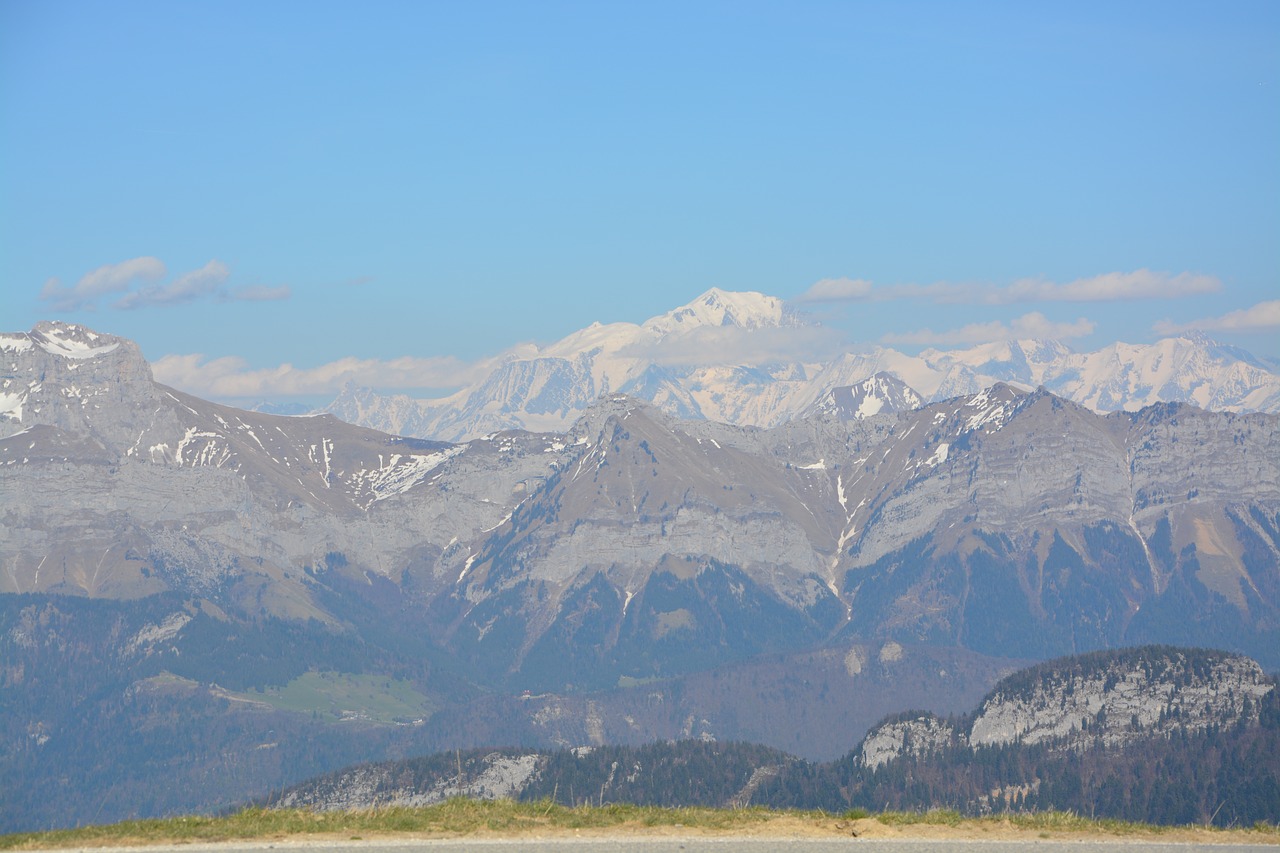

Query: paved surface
[46,840,1274,853]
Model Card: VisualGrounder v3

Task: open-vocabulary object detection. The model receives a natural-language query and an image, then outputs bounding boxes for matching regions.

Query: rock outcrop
[858,647,1275,768]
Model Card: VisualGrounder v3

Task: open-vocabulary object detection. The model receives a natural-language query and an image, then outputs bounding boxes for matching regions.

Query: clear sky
[3,1,1277,401]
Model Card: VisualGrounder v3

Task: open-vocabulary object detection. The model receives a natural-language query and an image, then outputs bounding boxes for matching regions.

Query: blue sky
[3,1,1277,401]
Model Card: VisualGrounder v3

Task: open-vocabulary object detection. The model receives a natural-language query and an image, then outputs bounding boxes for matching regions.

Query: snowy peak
[641,288,795,336]
[29,321,124,360]
[1047,333,1280,413]
[937,338,1073,385]
[2,321,138,366]
[1,321,478,516]
[805,372,923,420]
[1,322,154,441]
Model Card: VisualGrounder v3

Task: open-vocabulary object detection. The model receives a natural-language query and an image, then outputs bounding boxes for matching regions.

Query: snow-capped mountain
[322,290,1280,442]
[1043,333,1280,413]
[639,287,798,334]
[802,372,924,420]
[324,288,809,440]
[0,321,559,605]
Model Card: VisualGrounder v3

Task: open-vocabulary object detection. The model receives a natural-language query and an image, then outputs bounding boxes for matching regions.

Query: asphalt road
[42,840,1273,853]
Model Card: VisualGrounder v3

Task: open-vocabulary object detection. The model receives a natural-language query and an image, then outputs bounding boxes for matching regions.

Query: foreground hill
[269,646,1278,827]
[2,321,1278,830]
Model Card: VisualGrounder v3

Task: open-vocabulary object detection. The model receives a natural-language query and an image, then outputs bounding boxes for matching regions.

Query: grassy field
[3,801,1277,850]
[238,671,436,723]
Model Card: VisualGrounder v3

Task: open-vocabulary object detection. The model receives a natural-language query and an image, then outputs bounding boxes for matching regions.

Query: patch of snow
[926,442,949,467]
[856,394,884,419]
[34,325,120,359]
[175,427,221,466]
[0,335,33,353]
[0,390,24,421]
[352,446,464,505]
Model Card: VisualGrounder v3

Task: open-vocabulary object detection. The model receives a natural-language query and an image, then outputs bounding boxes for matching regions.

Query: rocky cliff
[858,646,1275,768]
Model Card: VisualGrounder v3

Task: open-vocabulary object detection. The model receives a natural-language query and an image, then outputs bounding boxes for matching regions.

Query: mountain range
[2,318,1279,830]
[320,288,1280,442]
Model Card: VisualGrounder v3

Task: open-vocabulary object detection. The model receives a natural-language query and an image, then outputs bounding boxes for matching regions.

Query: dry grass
[2,801,1277,850]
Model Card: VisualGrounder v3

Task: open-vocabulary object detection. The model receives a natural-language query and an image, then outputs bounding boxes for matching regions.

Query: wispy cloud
[38,257,291,311]
[1001,270,1221,303]
[881,312,1096,346]
[1153,300,1280,335]
[38,257,167,311]
[797,278,875,302]
[228,284,292,302]
[795,270,1221,306]
[115,260,230,309]
[152,352,487,398]
[619,325,848,367]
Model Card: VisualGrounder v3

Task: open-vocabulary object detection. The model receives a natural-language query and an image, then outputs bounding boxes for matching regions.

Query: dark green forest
[5,591,1277,832]
[279,680,1280,827]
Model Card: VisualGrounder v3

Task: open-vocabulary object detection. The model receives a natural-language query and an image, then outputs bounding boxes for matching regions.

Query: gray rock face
[860,714,956,769]
[970,653,1272,749]
[277,751,543,811]
[859,648,1275,768]
[1,322,162,449]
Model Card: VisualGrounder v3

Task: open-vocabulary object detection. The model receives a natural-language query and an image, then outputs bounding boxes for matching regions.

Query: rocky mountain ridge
[4,321,1279,677]
[3,320,1279,830]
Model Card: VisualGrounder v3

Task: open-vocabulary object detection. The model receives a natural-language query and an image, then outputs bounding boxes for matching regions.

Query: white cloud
[115,260,231,309]
[793,278,874,302]
[229,284,292,302]
[37,257,292,311]
[1000,270,1221,303]
[38,257,167,311]
[882,312,1096,345]
[1153,299,1280,335]
[619,325,847,367]
[152,352,487,398]
[795,269,1221,306]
